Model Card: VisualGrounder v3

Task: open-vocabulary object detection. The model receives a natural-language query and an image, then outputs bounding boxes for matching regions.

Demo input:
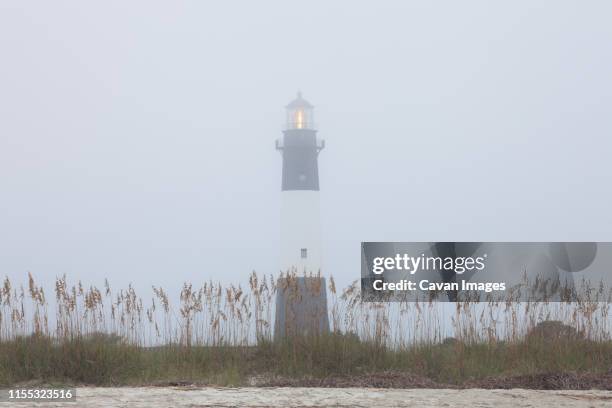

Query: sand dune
[2,387,612,408]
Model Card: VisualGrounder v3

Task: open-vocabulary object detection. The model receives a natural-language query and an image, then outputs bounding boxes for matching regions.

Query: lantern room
[285,92,315,130]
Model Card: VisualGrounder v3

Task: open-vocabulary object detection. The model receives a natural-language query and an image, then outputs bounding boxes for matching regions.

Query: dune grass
[2,331,611,386]
[0,273,611,387]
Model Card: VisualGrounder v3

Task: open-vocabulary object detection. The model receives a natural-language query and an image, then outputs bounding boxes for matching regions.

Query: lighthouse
[274,92,329,339]
[276,92,325,274]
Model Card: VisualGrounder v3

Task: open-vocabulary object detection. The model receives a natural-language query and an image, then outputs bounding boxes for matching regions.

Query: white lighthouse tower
[276,92,325,274]
[274,92,329,339]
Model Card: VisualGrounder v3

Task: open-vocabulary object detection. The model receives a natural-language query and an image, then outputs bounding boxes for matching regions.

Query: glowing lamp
[285,91,314,130]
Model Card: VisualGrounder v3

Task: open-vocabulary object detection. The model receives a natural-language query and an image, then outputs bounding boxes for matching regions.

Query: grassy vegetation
[0,273,611,387]
[2,331,611,386]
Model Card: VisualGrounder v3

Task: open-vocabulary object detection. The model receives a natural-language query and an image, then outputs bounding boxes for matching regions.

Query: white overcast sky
[1,1,611,296]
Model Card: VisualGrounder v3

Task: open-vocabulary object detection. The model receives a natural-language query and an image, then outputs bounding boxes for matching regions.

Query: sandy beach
[2,387,612,408]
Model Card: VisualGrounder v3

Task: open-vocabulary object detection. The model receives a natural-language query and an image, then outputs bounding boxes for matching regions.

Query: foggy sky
[1,1,611,296]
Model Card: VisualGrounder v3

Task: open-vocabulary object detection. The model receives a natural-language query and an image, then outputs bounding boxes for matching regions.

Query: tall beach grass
[0,272,611,386]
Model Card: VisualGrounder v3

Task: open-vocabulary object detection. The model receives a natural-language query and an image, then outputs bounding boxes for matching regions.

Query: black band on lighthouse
[280,128,321,191]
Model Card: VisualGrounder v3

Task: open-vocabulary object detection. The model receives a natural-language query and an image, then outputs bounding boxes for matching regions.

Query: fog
[1,1,611,297]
